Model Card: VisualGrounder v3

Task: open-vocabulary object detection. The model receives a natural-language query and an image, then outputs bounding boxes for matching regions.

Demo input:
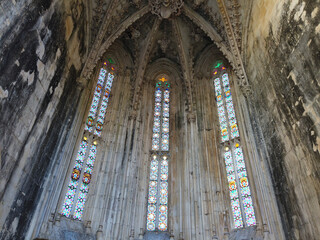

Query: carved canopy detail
[149,0,184,19]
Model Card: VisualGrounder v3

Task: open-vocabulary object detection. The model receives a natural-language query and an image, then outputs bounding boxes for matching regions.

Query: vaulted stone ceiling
[80,0,246,88]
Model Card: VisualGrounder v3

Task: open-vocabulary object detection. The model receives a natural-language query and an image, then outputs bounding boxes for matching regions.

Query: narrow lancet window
[147,76,170,232]
[61,59,116,220]
[213,61,256,228]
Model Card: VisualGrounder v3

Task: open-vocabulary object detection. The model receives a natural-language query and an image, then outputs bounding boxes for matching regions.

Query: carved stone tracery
[149,0,184,18]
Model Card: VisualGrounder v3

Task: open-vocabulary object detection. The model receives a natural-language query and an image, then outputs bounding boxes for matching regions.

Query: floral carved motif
[149,0,184,18]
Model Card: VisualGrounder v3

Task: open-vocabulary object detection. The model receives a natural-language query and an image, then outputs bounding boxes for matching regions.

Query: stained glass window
[161,87,170,151]
[213,62,256,228]
[224,148,243,228]
[94,73,115,137]
[147,77,170,232]
[233,143,256,226]
[85,68,107,132]
[222,74,239,139]
[61,139,88,217]
[152,88,162,151]
[73,142,97,220]
[214,78,229,142]
[61,60,116,220]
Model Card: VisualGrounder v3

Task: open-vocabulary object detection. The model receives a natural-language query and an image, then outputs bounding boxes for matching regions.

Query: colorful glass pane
[224,150,243,228]
[147,156,159,231]
[73,144,97,220]
[158,156,168,231]
[148,81,170,231]
[233,145,256,226]
[152,89,162,151]
[214,78,229,142]
[85,68,107,132]
[222,74,239,139]
[61,140,88,217]
[161,89,170,151]
[94,73,114,136]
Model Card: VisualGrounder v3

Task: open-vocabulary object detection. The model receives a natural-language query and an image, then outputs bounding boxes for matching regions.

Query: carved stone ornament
[158,38,170,53]
[149,0,184,19]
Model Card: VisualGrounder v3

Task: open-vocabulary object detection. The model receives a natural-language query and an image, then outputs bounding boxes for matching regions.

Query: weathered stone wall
[244,0,320,239]
[0,0,88,239]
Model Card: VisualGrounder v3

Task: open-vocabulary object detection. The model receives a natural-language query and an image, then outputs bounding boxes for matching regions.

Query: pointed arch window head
[61,59,117,220]
[212,61,256,229]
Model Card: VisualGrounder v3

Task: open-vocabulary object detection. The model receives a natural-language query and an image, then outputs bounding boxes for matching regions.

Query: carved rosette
[149,0,184,19]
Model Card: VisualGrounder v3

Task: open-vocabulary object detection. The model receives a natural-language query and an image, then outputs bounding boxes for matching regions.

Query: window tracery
[61,59,116,220]
[213,61,256,228]
[147,76,171,232]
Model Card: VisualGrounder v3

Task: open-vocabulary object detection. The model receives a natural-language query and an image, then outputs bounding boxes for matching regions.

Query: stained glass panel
[233,144,256,226]
[224,150,243,228]
[73,143,97,220]
[214,78,229,142]
[158,156,168,231]
[61,140,88,217]
[222,74,239,139]
[147,156,159,231]
[148,80,170,231]
[161,89,170,151]
[213,64,256,229]
[152,89,162,151]
[85,68,107,132]
[94,73,114,136]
